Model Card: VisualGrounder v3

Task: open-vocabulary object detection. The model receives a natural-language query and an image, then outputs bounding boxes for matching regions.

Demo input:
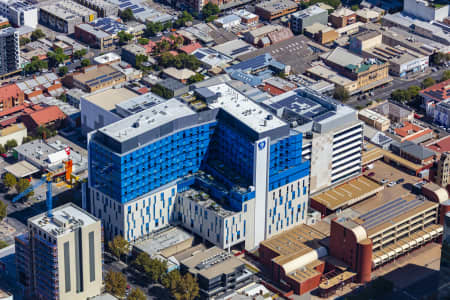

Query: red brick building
[20,106,66,132]
[0,84,25,112]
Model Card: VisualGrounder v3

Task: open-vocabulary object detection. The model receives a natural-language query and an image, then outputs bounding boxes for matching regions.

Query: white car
[387,181,396,187]
[381,179,388,184]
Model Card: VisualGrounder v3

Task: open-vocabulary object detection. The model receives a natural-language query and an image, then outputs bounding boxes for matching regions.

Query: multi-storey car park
[88,83,312,250]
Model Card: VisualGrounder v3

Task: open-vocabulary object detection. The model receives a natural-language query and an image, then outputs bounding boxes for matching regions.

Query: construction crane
[12,172,54,217]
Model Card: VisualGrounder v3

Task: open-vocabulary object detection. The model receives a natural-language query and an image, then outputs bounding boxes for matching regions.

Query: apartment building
[0,27,20,76]
[436,152,450,188]
[88,83,310,250]
[74,23,114,51]
[262,87,363,194]
[0,0,38,28]
[290,5,328,34]
[39,0,97,34]
[329,7,357,28]
[15,203,103,300]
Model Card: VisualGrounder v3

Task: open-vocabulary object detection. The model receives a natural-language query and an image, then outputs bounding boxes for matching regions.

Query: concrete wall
[404,0,449,21]
[80,97,121,135]
[0,127,27,146]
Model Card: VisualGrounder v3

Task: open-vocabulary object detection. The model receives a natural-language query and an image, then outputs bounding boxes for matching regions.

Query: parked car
[396,178,404,184]
[368,172,375,177]
[388,181,396,187]
[381,179,388,184]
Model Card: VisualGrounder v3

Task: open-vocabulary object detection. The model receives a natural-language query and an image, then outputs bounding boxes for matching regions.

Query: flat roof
[133,226,193,257]
[4,160,39,178]
[115,92,167,116]
[83,87,139,111]
[212,39,256,58]
[307,65,353,86]
[29,203,98,238]
[311,176,384,211]
[255,0,297,12]
[206,83,287,134]
[99,98,196,143]
[40,0,96,19]
[180,246,244,279]
[320,47,364,68]
[73,65,124,87]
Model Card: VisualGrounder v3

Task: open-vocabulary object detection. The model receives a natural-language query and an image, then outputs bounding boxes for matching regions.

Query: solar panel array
[229,45,254,57]
[360,197,424,230]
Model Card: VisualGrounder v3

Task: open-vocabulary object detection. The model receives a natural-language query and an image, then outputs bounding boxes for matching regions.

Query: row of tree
[105,270,146,300]
[0,140,18,154]
[3,173,33,199]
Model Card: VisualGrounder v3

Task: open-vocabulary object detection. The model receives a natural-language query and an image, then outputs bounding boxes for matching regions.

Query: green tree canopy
[5,140,17,151]
[0,200,7,222]
[431,52,450,66]
[174,273,199,300]
[105,270,127,298]
[133,252,167,283]
[108,235,130,261]
[3,173,17,191]
[441,70,450,82]
[188,73,204,84]
[333,86,349,102]
[73,49,87,59]
[202,2,219,19]
[31,29,45,41]
[24,56,48,75]
[145,22,164,37]
[174,11,193,28]
[138,37,149,45]
[47,48,69,68]
[16,178,33,199]
[127,287,146,300]
[20,37,31,46]
[0,145,5,154]
[422,77,436,88]
[120,8,135,22]
[118,30,133,45]
[58,66,68,76]
[81,59,91,67]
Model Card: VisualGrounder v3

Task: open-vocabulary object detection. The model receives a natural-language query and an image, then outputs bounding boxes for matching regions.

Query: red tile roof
[419,79,450,103]
[0,84,23,100]
[179,42,202,54]
[27,106,66,127]
[426,135,450,154]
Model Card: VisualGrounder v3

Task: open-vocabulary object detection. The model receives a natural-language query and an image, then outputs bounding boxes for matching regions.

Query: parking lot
[363,160,422,201]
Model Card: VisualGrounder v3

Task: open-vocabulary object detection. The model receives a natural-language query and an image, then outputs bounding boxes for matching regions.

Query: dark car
[368,172,375,177]
[396,178,404,184]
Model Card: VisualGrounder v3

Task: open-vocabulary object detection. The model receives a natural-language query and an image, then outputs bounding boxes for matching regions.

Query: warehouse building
[39,0,97,34]
[73,0,118,17]
[255,0,297,21]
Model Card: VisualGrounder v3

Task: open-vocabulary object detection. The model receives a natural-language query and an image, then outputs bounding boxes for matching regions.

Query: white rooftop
[99,98,196,142]
[206,83,286,133]
[29,203,98,238]
[94,52,121,64]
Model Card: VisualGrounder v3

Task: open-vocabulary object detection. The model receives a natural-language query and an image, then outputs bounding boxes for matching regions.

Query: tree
[151,84,173,99]
[16,178,33,199]
[431,52,450,66]
[58,66,68,76]
[0,240,7,249]
[202,2,219,19]
[174,273,199,300]
[5,140,17,151]
[205,15,218,23]
[108,235,130,261]
[20,37,31,46]
[3,173,17,191]
[441,70,450,82]
[105,270,127,298]
[47,48,69,68]
[0,144,5,154]
[81,59,91,67]
[145,22,164,37]
[406,85,421,100]
[73,49,87,59]
[127,288,146,300]
[135,54,148,69]
[174,11,193,28]
[422,77,436,88]
[188,73,204,84]
[351,4,359,11]
[162,270,182,292]
[138,37,149,45]
[0,200,7,222]
[119,8,135,22]
[133,252,167,283]
[333,86,349,102]
[24,56,48,74]
[31,29,45,41]
[118,30,133,45]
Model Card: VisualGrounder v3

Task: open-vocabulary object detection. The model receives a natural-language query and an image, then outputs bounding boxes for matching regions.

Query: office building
[0,27,20,77]
[15,203,103,300]
[439,212,450,299]
[73,0,118,17]
[290,5,328,34]
[434,100,450,129]
[234,9,259,25]
[262,87,363,194]
[0,0,38,28]
[121,44,147,67]
[358,108,390,131]
[179,246,253,299]
[88,83,310,250]
[420,79,450,119]
[244,25,294,47]
[39,0,97,34]
[255,0,297,21]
